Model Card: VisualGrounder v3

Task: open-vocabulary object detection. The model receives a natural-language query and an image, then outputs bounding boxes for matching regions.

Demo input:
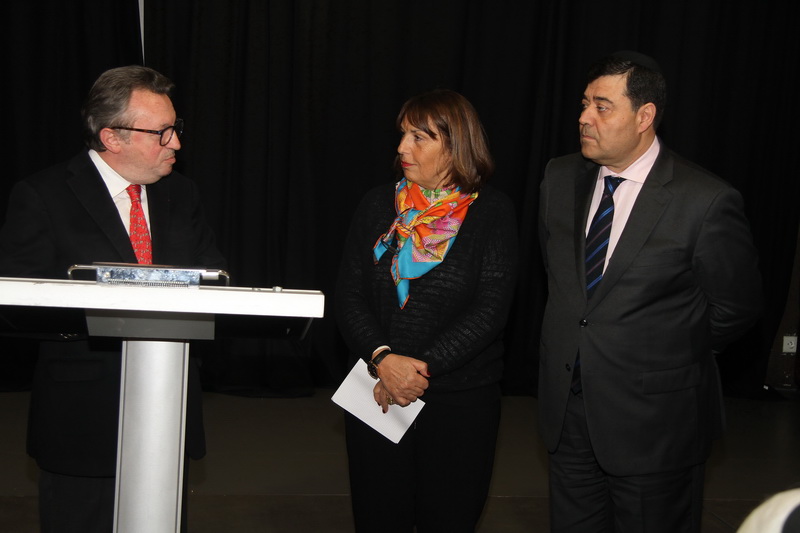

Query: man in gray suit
[537,51,761,531]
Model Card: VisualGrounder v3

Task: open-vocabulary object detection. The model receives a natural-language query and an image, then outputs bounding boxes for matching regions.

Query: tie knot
[604,175,625,194]
[126,184,142,202]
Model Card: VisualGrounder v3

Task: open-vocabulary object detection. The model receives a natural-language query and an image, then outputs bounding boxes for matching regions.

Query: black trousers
[548,390,705,533]
[38,462,191,533]
[345,393,501,533]
[38,470,115,533]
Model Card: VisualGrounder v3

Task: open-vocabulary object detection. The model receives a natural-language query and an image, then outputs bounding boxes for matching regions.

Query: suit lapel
[575,162,599,298]
[66,153,139,263]
[587,149,675,308]
[146,177,171,265]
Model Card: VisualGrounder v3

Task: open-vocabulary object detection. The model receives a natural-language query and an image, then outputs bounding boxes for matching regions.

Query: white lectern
[0,269,324,533]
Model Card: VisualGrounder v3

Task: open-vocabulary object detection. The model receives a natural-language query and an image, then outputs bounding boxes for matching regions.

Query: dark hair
[395,89,494,194]
[81,65,175,151]
[588,52,667,129]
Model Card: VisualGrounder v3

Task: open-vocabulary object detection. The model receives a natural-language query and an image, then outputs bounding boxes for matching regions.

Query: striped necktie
[126,184,152,264]
[585,176,625,298]
[572,175,625,396]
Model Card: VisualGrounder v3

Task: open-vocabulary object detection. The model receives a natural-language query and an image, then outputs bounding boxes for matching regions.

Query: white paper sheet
[331,359,425,444]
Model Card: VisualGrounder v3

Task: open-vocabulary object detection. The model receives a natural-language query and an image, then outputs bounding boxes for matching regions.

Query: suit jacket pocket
[641,362,701,394]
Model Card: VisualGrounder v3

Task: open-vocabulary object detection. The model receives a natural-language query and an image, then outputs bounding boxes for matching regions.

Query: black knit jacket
[335,182,519,397]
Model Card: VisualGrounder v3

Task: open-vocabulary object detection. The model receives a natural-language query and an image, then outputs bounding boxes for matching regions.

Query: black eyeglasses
[112,118,184,146]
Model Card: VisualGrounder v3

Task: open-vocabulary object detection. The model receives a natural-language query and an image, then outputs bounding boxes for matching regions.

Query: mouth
[401,162,413,168]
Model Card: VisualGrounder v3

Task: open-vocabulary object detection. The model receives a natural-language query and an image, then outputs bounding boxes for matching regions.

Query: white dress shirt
[88,149,151,234]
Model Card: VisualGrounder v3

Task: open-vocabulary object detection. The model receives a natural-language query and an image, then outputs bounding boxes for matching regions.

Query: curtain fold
[3,0,796,395]
[0,0,143,391]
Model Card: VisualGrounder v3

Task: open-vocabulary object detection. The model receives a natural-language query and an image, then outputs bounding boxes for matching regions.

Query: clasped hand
[372,353,429,413]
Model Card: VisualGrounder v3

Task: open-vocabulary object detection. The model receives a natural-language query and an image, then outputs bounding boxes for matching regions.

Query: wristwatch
[367,349,391,379]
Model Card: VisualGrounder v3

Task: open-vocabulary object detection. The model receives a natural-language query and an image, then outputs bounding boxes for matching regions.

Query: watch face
[367,360,379,379]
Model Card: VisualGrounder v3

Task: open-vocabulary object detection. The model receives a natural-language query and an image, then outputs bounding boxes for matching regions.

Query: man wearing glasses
[0,65,225,532]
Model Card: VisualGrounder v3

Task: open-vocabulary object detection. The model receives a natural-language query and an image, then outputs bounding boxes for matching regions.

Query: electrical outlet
[783,336,798,354]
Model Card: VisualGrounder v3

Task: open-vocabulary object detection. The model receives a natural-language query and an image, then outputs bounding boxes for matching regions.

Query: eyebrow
[400,121,437,137]
[583,94,614,105]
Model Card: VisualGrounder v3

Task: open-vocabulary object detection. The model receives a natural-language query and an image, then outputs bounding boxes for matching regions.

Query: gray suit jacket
[537,144,761,476]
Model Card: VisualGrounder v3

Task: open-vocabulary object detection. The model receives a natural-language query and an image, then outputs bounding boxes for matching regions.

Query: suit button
[579,319,588,327]
[565,364,572,372]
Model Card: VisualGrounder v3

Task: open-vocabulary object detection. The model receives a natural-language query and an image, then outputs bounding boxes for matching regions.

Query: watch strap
[372,349,392,367]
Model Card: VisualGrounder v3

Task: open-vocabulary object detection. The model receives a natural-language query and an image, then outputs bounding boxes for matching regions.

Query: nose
[166,133,181,150]
[397,133,410,154]
[579,106,592,126]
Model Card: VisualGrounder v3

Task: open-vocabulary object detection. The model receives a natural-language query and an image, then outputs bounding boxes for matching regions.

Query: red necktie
[126,184,152,264]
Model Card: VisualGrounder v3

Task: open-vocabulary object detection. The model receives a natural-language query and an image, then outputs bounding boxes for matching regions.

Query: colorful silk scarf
[373,178,478,308]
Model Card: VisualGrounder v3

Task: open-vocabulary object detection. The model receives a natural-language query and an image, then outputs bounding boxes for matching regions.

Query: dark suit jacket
[0,150,226,477]
[537,143,761,476]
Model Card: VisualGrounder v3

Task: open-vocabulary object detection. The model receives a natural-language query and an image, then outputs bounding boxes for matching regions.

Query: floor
[1,388,799,532]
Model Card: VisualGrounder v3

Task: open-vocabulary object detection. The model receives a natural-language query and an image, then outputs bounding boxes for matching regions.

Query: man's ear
[637,103,656,133]
[99,128,124,153]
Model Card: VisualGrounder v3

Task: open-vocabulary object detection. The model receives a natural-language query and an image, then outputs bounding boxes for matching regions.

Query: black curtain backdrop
[0,0,143,391]
[1,0,797,397]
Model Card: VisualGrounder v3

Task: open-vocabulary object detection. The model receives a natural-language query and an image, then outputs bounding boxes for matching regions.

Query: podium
[0,272,324,533]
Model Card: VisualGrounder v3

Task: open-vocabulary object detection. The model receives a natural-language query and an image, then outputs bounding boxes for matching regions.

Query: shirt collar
[599,136,661,184]
[88,149,139,198]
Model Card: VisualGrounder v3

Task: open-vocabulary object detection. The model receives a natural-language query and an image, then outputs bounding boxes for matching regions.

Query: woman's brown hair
[395,89,494,194]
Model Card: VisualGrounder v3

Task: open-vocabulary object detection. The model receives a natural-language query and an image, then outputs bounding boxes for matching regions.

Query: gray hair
[81,65,175,151]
